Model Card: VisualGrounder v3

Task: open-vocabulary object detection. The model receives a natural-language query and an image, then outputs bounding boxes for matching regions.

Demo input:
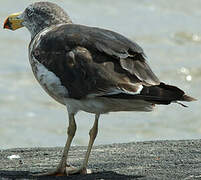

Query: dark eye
[26,8,34,17]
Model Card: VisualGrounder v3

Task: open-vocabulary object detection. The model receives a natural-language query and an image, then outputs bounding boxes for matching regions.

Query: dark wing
[31,24,160,99]
[65,24,160,85]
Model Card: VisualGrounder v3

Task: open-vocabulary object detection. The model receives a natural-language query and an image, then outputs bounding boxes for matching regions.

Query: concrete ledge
[1,140,201,180]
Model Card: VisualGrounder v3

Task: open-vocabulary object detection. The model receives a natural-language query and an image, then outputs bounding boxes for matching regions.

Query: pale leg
[32,112,77,176]
[56,113,77,174]
[68,114,100,174]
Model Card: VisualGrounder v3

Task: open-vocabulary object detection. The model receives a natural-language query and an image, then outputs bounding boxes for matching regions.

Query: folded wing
[31,24,161,99]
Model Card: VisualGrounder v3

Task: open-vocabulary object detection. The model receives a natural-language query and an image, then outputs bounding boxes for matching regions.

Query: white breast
[31,56,69,105]
[36,58,68,96]
[29,29,69,105]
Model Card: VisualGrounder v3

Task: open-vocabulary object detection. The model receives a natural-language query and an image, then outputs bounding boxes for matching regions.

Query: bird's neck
[29,19,73,39]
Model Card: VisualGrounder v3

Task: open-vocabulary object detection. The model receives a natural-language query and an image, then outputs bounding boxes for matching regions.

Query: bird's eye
[26,8,34,17]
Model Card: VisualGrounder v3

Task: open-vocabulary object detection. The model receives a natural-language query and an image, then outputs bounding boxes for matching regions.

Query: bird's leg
[67,114,100,175]
[82,114,99,170]
[55,113,77,174]
[31,113,77,176]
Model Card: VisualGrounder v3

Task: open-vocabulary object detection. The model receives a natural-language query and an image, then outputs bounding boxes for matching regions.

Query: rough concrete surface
[0,140,201,180]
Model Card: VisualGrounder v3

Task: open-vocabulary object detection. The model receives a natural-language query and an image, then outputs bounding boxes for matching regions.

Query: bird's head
[3,2,72,38]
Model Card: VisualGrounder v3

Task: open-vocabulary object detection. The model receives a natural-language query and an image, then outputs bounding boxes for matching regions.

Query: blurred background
[0,0,200,149]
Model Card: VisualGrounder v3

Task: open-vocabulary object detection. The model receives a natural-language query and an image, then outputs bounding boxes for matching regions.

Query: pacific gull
[3,1,196,176]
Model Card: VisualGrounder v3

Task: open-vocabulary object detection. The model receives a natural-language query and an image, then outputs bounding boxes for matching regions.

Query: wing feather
[67,24,160,85]
[31,24,160,99]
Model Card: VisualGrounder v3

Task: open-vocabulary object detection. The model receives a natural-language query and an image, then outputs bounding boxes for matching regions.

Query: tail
[140,82,196,106]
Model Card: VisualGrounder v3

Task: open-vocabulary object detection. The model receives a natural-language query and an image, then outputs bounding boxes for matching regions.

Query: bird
[3,1,196,176]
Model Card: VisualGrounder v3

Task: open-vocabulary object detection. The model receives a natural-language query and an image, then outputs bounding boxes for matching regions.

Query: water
[0,0,200,149]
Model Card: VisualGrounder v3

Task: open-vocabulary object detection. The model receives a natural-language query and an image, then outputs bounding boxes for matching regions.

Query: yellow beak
[3,12,24,30]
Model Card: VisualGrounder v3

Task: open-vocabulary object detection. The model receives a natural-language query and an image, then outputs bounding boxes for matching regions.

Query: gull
[3,1,196,176]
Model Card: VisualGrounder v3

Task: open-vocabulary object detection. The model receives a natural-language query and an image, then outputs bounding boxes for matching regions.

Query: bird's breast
[29,54,69,105]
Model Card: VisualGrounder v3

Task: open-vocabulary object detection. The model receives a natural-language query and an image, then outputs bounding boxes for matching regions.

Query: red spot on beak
[3,17,12,29]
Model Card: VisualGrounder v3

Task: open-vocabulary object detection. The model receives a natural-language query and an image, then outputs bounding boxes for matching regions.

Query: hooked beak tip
[3,12,24,31]
[3,17,11,29]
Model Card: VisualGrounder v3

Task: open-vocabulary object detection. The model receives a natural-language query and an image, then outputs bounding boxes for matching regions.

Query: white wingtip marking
[87,85,143,98]
[121,84,143,95]
[136,84,143,94]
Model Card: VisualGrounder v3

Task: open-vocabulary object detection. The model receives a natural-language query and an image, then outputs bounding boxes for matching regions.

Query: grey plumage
[22,2,72,38]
